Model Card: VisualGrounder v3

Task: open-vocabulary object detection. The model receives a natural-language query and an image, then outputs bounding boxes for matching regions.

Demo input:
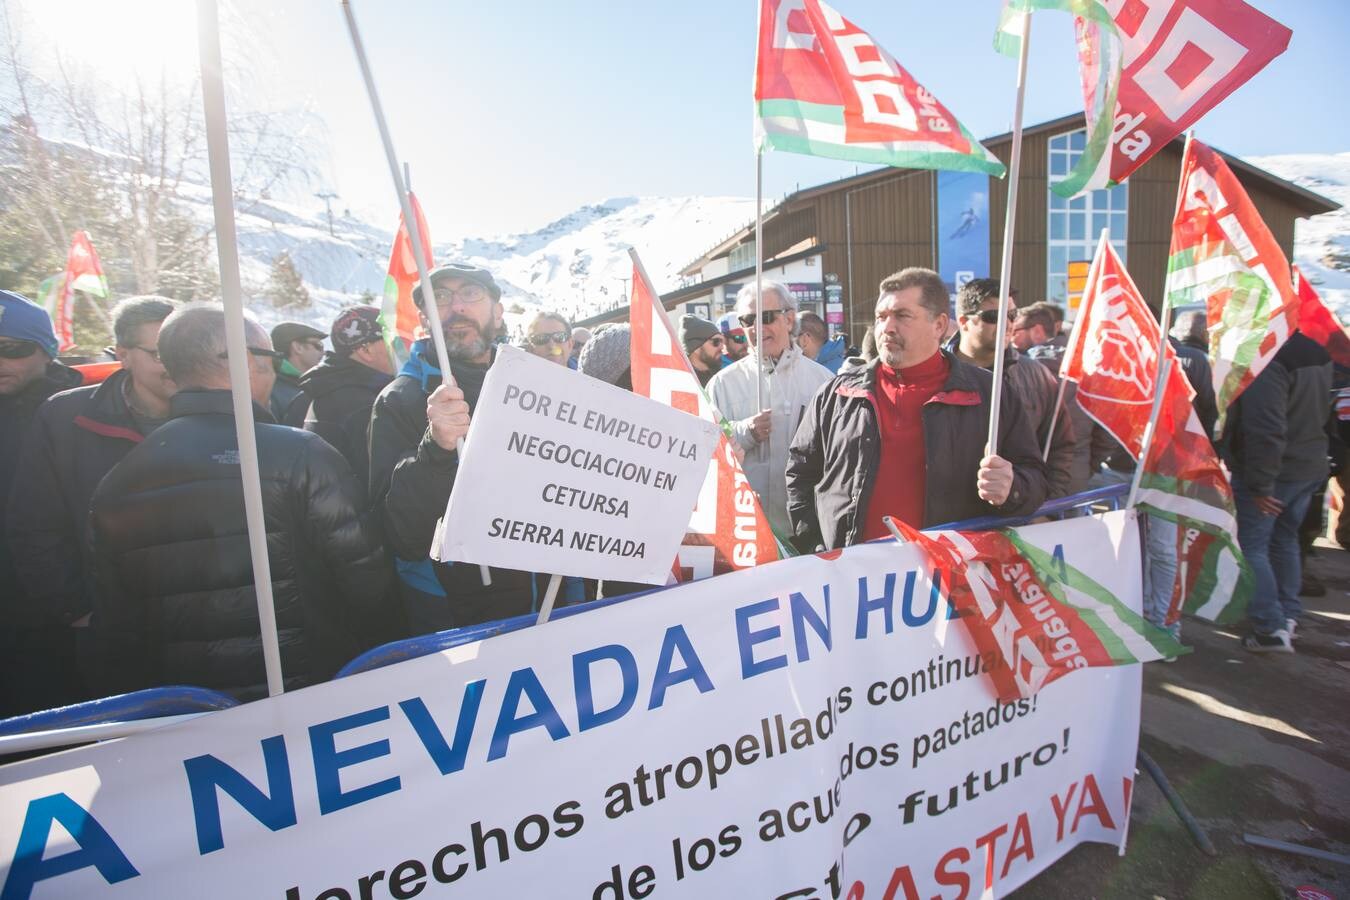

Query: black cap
[411,263,502,308]
[270,321,326,351]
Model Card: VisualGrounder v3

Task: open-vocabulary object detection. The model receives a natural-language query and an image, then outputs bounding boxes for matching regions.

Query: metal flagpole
[1042,227,1110,461]
[1126,131,1194,509]
[196,0,284,696]
[340,0,490,585]
[986,10,1033,457]
[754,150,765,413]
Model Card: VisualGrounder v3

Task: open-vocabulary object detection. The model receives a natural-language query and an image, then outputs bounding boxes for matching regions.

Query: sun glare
[19,0,201,91]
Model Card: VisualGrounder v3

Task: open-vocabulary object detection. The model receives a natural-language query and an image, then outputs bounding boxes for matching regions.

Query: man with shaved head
[89,304,393,700]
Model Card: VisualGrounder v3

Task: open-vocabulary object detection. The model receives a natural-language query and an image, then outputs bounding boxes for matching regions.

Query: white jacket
[708,345,834,538]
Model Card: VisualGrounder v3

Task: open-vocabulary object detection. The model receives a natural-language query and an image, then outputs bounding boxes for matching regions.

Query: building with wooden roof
[583,113,1339,346]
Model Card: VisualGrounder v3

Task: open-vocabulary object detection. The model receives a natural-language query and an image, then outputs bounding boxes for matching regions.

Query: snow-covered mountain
[1249,152,1350,318]
[175,184,757,337]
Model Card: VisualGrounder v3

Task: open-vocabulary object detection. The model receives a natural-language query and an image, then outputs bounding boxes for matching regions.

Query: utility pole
[614,276,630,304]
[315,190,338,236]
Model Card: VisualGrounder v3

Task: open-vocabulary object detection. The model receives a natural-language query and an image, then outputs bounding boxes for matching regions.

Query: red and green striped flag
[1166,139,1297,432]
[893,519,1184,701]
[383,192,433,363]
[997,0,1290,199]
[55,231,109,352]
[755,0,1005,176]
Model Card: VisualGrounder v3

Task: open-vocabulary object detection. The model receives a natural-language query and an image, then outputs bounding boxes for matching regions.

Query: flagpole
[1126,131,1194,509]
[754,149,765,414]
[196,0,284,696]
[340,0,490,586]
[987,10,1033,457]
[1043,227,1111,462]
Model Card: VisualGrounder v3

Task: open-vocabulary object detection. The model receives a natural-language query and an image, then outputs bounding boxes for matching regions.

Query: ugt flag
[756,0,1005,175]
[892,518,1183,702]
[1293,266,1350,369]
[998,0,1290,197]
[628,256,780,581]
[55,230,109,352]
[383,192,433,359]
[1062,238,1251,624]
[1167,138,1297,431]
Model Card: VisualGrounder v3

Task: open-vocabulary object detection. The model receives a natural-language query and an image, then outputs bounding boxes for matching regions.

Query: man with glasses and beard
[524,310,574,367]
[371,263,551,632]
[0,291,83,716]
[6,296,180,714]
[707,280,833,537]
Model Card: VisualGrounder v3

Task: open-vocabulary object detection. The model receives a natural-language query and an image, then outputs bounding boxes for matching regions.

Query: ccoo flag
[1166,138,1297,431]
[383,193,433,360]
[755,0,1005,176]
[1293,266,1350,369]
[55,230,109,352]
[1062,236,1251,623]
[628,254,781,581]
[997,0,1290,197]
[892,518,1184,702]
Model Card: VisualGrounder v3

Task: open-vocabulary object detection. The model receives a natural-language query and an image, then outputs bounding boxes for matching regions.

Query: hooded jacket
[89,389,392,700]
[369,340,548,627]
[6,369,159,627]
[814,335,848,374]
[785,352,1048,552]
[297,351,392,486]
[707,344,835,538]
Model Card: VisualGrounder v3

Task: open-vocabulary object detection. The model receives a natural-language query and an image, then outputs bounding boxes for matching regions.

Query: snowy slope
[1247,152,1350,319]
[174,185,756,337]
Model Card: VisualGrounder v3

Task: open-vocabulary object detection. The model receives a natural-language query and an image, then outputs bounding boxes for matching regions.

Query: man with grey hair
[6,295,180,713]
[708,279,833,537]
[787,267,1046,551]
[89,304,392,699]
[524,309,574,366]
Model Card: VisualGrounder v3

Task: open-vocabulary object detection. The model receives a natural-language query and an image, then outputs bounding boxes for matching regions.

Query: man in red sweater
[786,267,1047,551]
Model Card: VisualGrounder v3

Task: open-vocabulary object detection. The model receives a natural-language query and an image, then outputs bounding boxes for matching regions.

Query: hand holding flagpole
[340,0,490,586]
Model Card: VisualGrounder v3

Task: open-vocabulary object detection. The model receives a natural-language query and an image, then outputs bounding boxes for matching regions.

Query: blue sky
[23,0,1350,236]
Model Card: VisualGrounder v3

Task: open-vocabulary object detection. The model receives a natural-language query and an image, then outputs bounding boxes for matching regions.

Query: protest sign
[1,511,1143,899]
[434,345,720,585]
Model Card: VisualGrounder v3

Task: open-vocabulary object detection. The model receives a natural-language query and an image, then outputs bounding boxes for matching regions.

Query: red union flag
[56,230,109,352]
[628,259,780,580]
[1063,237,1251,622]
[1167,138,1296,426]
[891,519,1181,702]
[755,0,1005,174]
[1000,0,1290,196]
[1293,266,1350,369]
[383,193,433,355]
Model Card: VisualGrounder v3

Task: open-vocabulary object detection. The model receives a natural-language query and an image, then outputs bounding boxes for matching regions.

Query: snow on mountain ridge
[175,186,755,336]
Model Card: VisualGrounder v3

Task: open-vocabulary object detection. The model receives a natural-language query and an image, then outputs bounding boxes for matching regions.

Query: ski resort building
[587,113,1338,347]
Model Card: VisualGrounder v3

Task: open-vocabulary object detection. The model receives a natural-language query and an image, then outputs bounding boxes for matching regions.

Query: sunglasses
[0,341,41,359]
[707,335,725,347]
[218,346,285,361]
[727,333,748,344]
[737,309,784,329]
[529,331,570,346]
[971,309,1001,325]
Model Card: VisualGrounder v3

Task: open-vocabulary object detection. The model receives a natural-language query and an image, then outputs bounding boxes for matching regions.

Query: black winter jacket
[298,352,392,487]
[786,352,1048,552]
[6,370,157,627]
[1,361,83,617]
[1222,332,1333,494]
[89,389,393,700]
[369,341,546,627]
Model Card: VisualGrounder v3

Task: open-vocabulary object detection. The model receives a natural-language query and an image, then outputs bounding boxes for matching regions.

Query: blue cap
[0,291,58,357]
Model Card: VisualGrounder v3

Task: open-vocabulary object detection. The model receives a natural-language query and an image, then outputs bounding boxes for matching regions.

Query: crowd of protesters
[0,257,1343,716]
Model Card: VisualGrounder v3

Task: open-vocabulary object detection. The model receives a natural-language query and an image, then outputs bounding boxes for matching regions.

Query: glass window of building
[1046,128,1126,310]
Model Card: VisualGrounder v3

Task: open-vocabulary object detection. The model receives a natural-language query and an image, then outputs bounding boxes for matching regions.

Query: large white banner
[435,345,720,584]
[1,512,1143,900]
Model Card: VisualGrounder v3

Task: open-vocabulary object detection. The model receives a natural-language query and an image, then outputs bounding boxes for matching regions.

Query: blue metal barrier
[339,485,1132,679]
[0,686,239,738]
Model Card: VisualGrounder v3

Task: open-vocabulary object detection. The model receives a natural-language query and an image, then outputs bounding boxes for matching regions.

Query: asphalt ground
[1014,540,1350,899]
